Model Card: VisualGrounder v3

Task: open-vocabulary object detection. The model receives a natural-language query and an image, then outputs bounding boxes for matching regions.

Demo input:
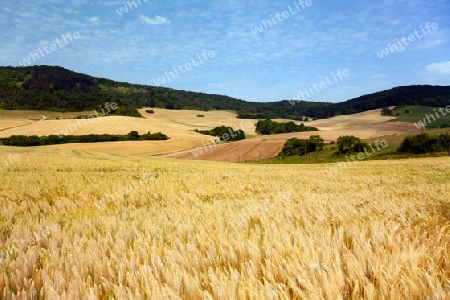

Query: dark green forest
[1,65,450,120]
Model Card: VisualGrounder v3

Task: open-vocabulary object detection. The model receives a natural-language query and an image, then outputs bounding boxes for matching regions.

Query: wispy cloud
[421,39,442,48]
[0,0,449,102]
[138,15,170,25]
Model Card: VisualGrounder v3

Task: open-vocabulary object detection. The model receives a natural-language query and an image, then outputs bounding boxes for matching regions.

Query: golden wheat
[0,146,449,299]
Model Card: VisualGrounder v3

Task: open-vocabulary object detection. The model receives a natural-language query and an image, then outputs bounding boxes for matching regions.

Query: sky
[0,0,449,103]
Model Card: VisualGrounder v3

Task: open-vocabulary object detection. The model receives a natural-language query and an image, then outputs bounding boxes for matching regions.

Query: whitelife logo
[251,0,313,35]
[18,31,81,66]
[289,69,350,105]
[0,154,21,172]
[56,102,118,138]
[376,22,438,58]
[116,0,149,16]
[153,50,215,86]
[414,105,450,130]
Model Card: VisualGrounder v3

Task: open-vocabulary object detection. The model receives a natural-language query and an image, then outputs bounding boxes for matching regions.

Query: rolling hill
[1,107,419,161]
[1,65,449,120]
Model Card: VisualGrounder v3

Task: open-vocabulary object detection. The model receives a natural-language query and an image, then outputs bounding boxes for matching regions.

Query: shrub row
[279,135,324,157]
[398,132,450,154]
[256,119,318,135]
[195,126,245,141]
[0,131,168,147]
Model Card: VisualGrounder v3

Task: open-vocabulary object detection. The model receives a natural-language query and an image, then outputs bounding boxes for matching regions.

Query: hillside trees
[195,126,245,141]
[398,132,450,154]
[1,66,450,120]
[279,135,325,156]
[336,135,370,155]
[0,131,169,146]
[255,119,318,135]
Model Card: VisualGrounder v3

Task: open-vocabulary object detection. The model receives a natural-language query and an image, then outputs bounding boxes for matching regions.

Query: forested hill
[1,65,449,119]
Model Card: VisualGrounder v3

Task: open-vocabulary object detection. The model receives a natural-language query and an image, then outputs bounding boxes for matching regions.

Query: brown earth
[164,120,419,162]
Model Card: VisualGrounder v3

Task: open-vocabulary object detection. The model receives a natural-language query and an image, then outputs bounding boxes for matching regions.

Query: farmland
[0,147,449,298]
[0,108,415,161]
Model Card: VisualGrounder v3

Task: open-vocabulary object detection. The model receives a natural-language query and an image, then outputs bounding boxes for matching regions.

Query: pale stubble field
[0,147,449,299]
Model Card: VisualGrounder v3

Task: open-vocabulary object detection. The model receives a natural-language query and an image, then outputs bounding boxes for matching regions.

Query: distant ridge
[0,65,449,120]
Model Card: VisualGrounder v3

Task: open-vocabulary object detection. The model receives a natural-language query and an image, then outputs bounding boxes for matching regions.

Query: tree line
[194,126,245,141]
[0,131,168,147]
[255,119,318,135]
[398,132,450,154]
[1,66,449,121]
[279,135,324,156]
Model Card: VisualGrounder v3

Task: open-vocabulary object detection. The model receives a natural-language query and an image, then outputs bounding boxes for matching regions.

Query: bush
[255,119,318,135]
[336,135,369,155]
[381,107,393,116]
[0,131,169,146]
[196,114,205,117]
[146,110,154,114]
[398,133,450,154]
[195,126,245,141]
[127,131,140,140]
[279,135,324,157]
[140,131,168,140]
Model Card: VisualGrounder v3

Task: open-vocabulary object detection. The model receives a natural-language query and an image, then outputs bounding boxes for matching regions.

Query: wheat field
[1,146,449,299]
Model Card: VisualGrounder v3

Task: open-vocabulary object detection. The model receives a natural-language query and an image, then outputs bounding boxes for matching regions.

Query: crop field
[0,108,418,161]
[1,146,449,299]
[391,106,450,128]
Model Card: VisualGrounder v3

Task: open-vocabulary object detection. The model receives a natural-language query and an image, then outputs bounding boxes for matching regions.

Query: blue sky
[1,0,449,103]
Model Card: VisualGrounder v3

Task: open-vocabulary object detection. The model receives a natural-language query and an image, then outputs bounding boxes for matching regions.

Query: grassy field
[392,106,450,129]
[1,146,449,299]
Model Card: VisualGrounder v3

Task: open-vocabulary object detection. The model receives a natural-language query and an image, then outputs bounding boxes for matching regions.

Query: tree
[398,133,450,154]
[195,126,245,141]
[128,131,139,140]
[381,107,392,116]
[255,119,318,135]
[279,135,325,157]
[336,135,369,155]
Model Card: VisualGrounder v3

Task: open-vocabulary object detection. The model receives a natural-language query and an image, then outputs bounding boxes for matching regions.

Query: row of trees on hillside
[3,66,449,120]
[279,135,369,157]
[279,132,450,158]
[256,119,318,135]
[398,133,450,154]
[279,136,324,156]
[0,131,168,146]
[194,126,245,141]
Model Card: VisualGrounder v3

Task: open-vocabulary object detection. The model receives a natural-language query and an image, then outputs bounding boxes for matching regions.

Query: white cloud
[423,39,442,48]
[90,16,99,23]
[425,61,450,74]
[138,15,170,25]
